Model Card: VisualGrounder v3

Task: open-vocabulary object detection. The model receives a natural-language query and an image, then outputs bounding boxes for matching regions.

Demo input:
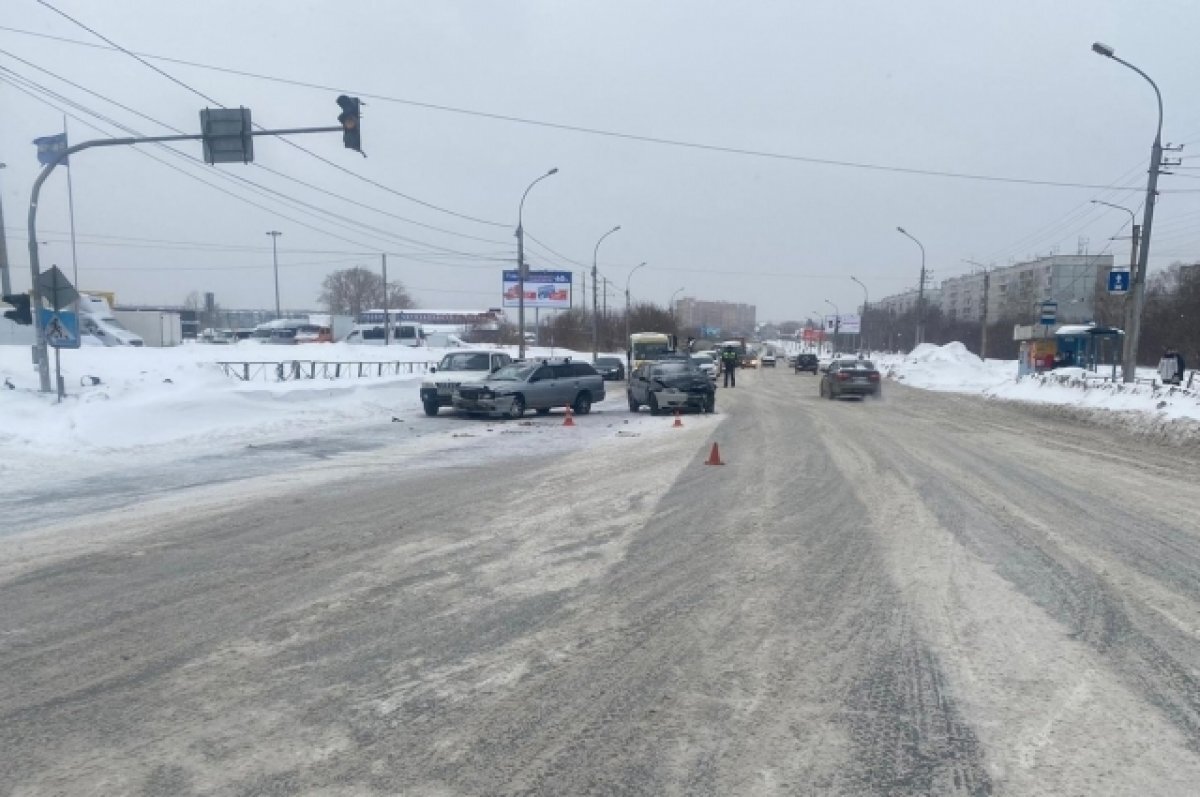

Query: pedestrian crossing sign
[38,308,81,349]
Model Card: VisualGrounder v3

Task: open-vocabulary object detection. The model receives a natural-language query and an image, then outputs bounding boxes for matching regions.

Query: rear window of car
[594,357,620,366]
[834,360,875,370]
[570,363,598,377]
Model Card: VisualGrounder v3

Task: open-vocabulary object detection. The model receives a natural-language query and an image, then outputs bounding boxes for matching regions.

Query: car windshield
[652,362,699,376]
[633,342,673,359]
[595,357,621,366]
[439,352,492,371]
[489,363,536,381]
[693,354,713,364]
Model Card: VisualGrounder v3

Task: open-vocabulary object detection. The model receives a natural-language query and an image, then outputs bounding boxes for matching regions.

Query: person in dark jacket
[721,346,739,387]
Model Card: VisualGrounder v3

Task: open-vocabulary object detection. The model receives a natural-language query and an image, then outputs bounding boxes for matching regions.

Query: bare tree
[318,267,415,318]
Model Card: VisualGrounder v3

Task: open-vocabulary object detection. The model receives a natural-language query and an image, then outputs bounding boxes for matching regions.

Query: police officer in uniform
[721,346,739,388]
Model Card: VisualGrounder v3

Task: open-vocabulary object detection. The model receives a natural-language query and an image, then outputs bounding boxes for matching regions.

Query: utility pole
[381,252,390,346]
[981,270,990,359]
[266,231,282,318]
[0,162,11,295]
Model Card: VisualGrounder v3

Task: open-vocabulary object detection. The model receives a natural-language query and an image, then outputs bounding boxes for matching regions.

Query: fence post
[243,363,250,381]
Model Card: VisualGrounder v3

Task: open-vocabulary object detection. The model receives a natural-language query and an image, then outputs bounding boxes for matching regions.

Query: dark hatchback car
[819,359,882,399]
[593,356,626,381]
[794,353,819,374]
[628,360,716,414]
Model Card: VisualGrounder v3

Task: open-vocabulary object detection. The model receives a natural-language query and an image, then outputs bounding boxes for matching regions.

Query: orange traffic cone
[563,407,576,427]
[705,442,724,465]
[673,410,683,428]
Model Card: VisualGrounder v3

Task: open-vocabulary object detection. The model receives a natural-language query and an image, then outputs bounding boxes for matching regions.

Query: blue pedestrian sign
[1039,301,1058,326]
[1108,269,1131,294]
[38,308,81,349]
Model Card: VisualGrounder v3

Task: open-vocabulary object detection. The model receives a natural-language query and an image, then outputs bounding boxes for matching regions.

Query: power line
[20,7,511,228]
[0,21,1177,194]
[0,48,512,251]
[0,65,510,263]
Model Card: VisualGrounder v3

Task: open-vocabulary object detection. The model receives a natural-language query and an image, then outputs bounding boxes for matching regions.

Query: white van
[345,323,424,346]
[78,294,144,346]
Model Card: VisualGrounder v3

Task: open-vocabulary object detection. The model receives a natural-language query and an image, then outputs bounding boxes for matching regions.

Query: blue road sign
[1108,269,1131,294]
[1039,301,1058,326]
[38,308,81,349]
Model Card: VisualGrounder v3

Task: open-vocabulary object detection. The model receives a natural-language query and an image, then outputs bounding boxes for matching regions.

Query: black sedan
[819,359,882,399]
[593,356,626,381]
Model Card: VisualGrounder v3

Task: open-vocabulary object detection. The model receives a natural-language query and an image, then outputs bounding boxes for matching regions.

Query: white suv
[419,350,512,416]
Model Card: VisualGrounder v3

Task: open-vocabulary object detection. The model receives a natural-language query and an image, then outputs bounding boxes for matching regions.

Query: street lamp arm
[1108,55,1164,143]
[518,168,558,230]
[1090,199,1137,226]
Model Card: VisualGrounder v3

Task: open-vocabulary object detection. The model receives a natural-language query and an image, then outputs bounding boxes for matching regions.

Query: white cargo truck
[111,309,183,347]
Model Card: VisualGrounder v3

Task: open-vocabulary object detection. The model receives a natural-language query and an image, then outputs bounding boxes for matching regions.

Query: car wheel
[507,394,526,419]
[627,392,639,412]
[422,400,439,417]
[648,393,660,416]
[819,381,825,398]
[827,384,837,400]
[536,407,551,416]
[573,392,592,415]
[704,394,715,414]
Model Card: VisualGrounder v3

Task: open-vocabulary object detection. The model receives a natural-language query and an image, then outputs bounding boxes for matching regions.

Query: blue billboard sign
[502,270,573,309]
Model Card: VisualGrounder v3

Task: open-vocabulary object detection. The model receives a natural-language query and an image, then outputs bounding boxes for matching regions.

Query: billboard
[823,314,861,335]
[502,270,572,309]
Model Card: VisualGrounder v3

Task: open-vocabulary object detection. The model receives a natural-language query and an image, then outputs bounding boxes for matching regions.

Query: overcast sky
[2,0,1198,324]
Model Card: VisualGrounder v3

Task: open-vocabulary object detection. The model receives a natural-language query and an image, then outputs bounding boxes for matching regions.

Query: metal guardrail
[216,360,436,382]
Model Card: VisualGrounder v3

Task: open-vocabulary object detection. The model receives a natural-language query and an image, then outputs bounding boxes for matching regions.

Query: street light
[591,225,621,360]
[516,167,558,359]
[1092,42,1165,383]
[896,226,927,346]
[850,276,869,353]
[825,299,840,354]
[266,231,282,318]
[1090,198,1142,378]
[625,261,647,373]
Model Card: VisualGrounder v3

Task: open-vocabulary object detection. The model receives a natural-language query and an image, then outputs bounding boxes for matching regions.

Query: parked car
[819,359,882,399]
[453,358,605,418]
[794,353,819,374]
[420,350,512,416]
[761,352,777,367]
[691,352,719,383]
[593,356,626,381]
[628,360,716,414]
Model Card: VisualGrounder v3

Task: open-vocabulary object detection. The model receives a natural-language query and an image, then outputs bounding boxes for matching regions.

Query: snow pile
[880,342,1200,436]
[878,342,1012,392]
[0,342,623,464]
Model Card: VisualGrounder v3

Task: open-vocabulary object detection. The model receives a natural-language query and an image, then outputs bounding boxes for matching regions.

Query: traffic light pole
[27,126,341,393]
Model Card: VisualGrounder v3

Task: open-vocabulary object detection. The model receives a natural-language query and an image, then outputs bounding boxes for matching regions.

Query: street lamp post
[1092,42,1166,383]
[896,227,926,347]
[266,231,282,318]
[670,287,685,327]
[516,167,558,359]
[824,299,840,354]
[625,261,647,374]
[591,225,621,360]
[850,276,869,353]
[1091,195,1144,381]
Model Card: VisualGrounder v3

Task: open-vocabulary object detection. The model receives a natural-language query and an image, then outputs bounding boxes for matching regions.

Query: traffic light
[2,293,32,325]
[336,95,363,155]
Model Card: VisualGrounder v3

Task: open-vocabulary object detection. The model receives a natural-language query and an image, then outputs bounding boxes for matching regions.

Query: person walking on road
[721,346,739,388]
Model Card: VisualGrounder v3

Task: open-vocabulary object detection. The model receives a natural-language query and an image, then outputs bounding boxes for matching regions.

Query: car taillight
[869,372,880,381]
[835,372,849,381]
